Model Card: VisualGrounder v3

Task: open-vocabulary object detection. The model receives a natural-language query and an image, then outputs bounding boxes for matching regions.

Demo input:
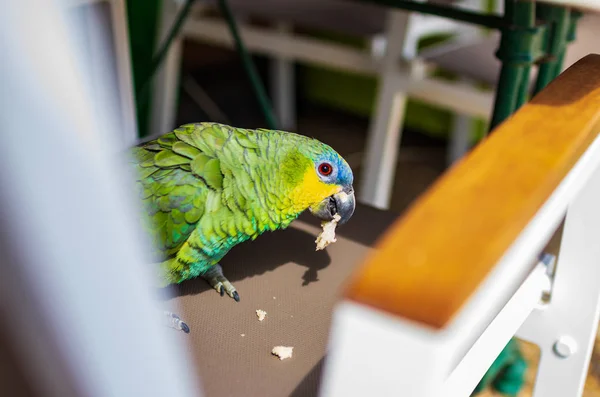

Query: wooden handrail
[345,54,600,329]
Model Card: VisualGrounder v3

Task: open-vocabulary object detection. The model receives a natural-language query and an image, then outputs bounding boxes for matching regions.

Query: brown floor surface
[163,204,398,397]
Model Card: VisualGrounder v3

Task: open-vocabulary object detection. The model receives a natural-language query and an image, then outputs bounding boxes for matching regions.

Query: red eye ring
[318,162,333,176]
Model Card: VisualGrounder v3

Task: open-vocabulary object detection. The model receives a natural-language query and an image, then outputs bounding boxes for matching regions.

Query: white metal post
[271,22,296,131]
[448,112,473,164]
[358,10,414,210]
[65,0,139,147]
[319,302,453,397]
[444,260,552,397]
[109,0,140,144]
[516,160,600,397]
[150,0,185,138]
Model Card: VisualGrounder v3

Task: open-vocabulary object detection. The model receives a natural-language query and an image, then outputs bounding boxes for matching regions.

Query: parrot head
[282,138,356,226]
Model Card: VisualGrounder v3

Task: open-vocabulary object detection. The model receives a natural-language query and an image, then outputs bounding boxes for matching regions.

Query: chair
[150,0,492,211]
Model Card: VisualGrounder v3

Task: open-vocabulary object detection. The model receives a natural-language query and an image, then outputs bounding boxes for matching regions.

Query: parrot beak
[310,186,356,225]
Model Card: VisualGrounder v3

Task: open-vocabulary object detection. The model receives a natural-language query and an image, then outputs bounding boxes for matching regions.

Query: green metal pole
[534,8,582,95]
[217,0,279,130]
[489,0,538,130]
[562,10,584,76]
[533,5,570,95]
[513,0,536,110]
[490,65,523,129]
[515,68,531,109]
[136,0,197,106]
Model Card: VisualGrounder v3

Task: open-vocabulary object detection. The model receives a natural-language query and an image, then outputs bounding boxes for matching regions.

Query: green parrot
[130,122,355,302]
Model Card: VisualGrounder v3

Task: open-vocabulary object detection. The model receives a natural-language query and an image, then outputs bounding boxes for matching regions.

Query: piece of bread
[256,309,267,321]
[315,214,341,251]
[271,346,294,360]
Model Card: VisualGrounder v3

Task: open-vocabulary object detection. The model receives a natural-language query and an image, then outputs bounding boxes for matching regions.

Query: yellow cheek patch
[288,168,340,213]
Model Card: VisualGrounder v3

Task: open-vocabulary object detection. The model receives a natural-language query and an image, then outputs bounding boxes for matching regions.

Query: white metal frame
[108,0,139,144]
[516,172,600,396]
[151,0,187,140]
[65,0,139,146]
[320,131,600,396]
[150,1,494,210]
[271,22,297,131]
[360,10,421,210]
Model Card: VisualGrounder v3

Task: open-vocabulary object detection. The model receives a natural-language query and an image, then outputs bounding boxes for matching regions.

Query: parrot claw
[163,311,191,333]
[180,322,190,333]
[203,264,239,302]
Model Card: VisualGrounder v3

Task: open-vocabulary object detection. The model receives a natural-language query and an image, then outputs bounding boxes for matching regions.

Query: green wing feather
[129,123,267,260]
[130,124,233,259]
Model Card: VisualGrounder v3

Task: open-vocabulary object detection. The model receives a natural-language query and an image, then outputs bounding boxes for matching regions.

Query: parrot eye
[318,162,333,176]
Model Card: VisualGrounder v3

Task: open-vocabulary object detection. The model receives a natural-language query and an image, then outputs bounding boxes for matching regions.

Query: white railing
[319,54,600,397]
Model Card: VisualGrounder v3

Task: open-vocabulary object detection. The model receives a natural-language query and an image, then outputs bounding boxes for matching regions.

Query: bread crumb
[271,346,293,360]
[315,214,341,250]
[241,334,245,337]
[256,309,267,321]
[273,296,276,300]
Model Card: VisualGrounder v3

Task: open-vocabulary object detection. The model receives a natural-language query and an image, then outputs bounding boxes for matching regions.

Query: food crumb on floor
[256,309,267,321]
[272,346,293,360]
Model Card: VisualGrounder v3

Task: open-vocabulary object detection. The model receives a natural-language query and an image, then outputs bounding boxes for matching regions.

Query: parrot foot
[202,264,240,302]
[163,311,190,333]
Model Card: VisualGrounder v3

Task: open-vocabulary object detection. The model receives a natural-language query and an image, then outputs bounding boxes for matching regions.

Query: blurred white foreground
[0,1,202,396]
